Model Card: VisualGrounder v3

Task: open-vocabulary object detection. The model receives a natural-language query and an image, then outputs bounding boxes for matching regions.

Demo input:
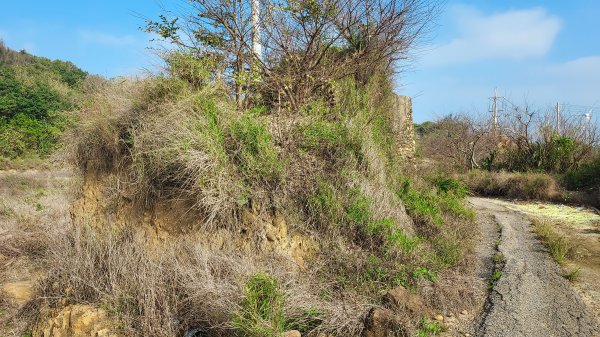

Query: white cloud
[423,5,562,67]
[530,56,600,104]
[79,30,137,47]
[545,56,600,79]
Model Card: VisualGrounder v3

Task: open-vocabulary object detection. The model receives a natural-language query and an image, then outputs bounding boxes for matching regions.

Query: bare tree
[145,0,440,110]
[420,113,491,171]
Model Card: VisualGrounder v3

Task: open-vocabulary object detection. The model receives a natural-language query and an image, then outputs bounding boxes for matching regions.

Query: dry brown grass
[26,222,376,337]
[464,170,561,201]
[0,169,74,336]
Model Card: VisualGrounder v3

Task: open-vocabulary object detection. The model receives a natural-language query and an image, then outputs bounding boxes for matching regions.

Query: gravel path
[470,197,600,337]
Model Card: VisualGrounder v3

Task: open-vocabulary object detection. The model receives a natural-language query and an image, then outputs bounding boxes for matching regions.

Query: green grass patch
[397,177,474,226]
[299,120,362,161]
[233,274,287,337]
[233,273,323,336]
[417,318,442,336]
[533,220,570,264]
[396,179,443,226]
[412,267,438,282]
[306,180,344,225]
[229,113,283,185]
[346,189,419,254]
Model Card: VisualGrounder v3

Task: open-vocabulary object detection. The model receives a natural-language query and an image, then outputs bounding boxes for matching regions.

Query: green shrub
[0,113,65,158]
[433,177,468,197]
[233,274,286,337]
[564,157,600,190]
[0,66,73,121]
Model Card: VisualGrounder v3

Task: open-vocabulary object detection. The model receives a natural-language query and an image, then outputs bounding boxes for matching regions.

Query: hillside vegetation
[48,53,475,335]
[0,41,87,160]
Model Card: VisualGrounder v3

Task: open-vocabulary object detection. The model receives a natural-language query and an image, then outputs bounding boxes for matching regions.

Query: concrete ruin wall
[392,95,416,161]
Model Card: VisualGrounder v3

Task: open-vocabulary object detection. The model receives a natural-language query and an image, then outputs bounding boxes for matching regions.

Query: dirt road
[470,197,599,337]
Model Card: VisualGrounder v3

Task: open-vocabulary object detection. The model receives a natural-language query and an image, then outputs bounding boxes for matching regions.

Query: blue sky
[1,1,599,122]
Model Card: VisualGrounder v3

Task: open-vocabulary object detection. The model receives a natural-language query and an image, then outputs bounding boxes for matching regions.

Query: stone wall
[392,95,416,161]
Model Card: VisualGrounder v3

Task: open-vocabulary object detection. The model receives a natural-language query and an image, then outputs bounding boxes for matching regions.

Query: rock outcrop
[34,305,118,337]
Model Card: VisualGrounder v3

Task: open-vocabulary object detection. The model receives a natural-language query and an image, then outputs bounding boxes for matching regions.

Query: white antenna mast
[251,0,262,60]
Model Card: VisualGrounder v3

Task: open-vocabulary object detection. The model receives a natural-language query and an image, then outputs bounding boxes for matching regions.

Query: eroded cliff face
[70,173,317,268]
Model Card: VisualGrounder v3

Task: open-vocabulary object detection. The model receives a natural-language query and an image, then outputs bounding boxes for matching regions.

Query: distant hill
[0,41,87,158]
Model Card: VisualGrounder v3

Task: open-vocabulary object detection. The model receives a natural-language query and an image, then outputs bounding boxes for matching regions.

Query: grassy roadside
[532,219,571,265]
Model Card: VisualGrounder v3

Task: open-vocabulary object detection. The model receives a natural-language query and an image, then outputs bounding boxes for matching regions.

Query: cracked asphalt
[470,198,600,337]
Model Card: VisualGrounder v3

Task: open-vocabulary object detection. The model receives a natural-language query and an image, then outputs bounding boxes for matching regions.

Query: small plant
[491,271,502,282]
[285,307,323,334]
[563,268,581,282]
[417,318,442,336]
[233,273,286,337]
[0,204,14,217]
[493,253,504,263]
[412,267,438,282]
[35,203,44,211]
[547,237,570,264]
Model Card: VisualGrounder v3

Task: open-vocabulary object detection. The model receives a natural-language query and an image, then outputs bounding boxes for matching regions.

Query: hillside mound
[25,65,479,336]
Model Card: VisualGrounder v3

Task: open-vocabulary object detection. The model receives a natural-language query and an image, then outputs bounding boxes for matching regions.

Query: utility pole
[489,88,503,135]
[585,111,592,141]
[555,102,561,135]
[251,0,262,60]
